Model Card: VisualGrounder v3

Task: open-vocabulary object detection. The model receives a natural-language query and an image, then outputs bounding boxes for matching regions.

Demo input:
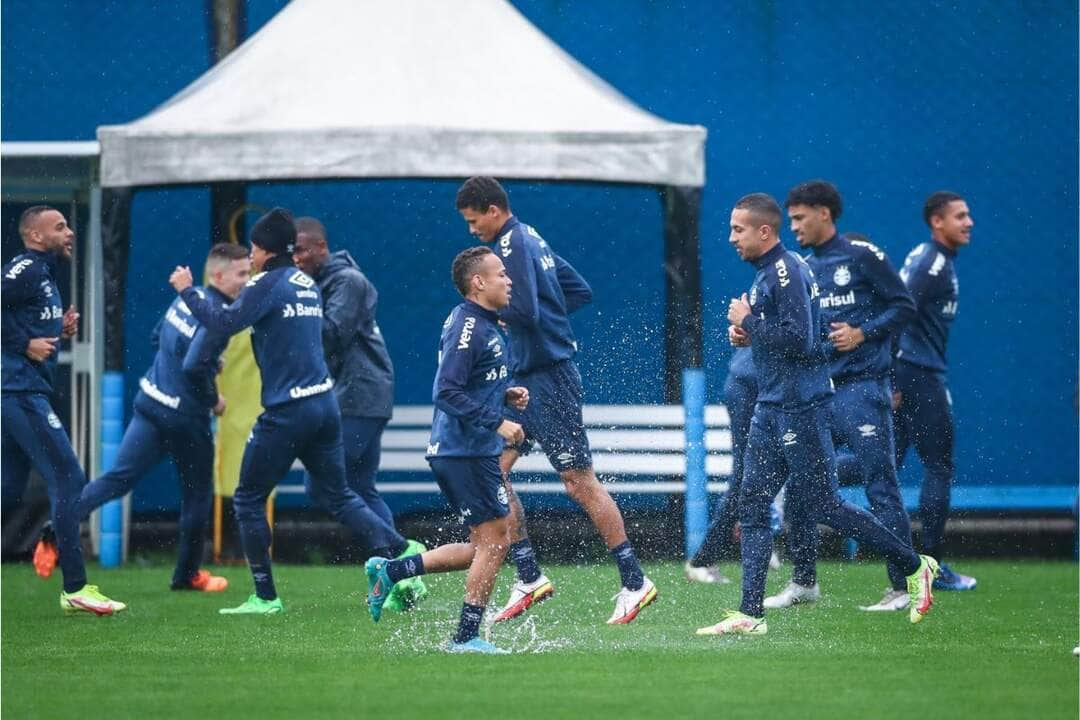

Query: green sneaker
[60,585,127,616]
[383,540,430,613]
[905,554,940,624]
[219,594,284,615]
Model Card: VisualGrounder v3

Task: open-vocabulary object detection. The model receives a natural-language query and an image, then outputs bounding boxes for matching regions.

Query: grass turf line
[2,560,1076,719]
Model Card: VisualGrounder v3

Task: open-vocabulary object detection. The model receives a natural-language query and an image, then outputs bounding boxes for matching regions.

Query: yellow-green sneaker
[906,554,940,624]
[60,585,127,616]
[219,594,284,615]
[695,609,767,636]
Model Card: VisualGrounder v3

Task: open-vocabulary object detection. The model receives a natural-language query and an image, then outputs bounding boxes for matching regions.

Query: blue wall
[3,1,1076,513]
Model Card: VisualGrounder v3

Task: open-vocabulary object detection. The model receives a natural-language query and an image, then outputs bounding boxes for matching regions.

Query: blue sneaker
[933,563,977,591]
[365,556,394,622]
[443,637,510,655]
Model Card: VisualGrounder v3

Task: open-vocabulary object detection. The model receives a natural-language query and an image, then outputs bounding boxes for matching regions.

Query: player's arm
[740,275,815,358]
[555,254,593,314]
[899,249,944,310]
[854,249,917,341]
[1,261,51,357]
[178,275,272,336]
[181,325,229,409]
[321,271,366,356]
[497,233,541,327]
[434,326,504,431]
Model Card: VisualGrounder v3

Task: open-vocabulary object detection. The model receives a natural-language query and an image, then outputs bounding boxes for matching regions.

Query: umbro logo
[858,424,877,438]
[782,432,798,446]
[288,271,315,289]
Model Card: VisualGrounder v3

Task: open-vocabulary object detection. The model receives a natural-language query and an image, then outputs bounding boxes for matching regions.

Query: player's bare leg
[493,447,554,622]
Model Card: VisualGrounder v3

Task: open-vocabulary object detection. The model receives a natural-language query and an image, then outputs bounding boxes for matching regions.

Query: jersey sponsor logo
[555,451,575,468]
[288,377,334,399]
[750,284,758,306]
[833,265,852,287]
[774,258,790,287]
[498,230,513,258]
[5,258,33,279]
[526,225,543,239]
[246,271,266,286]
[165,307,197,338]
[809,281,820,300]
[484,365,509,381]
[857,424,877,438]
[288,271,315,289]
[929,252,946,277]
[426,442,440,455]
[139,377,181,409]
[458,316,476,349]
[849,239,885,261]
[539,254,556,271]
[176,300,191,314]
[281,303,323,318]
[782,431,798,446]
[41,281,54,298]
[442,311,454,330]
[942,300,958,316]
[458,506,472,524]
[820,290,856,308]
[46,411,63,429]
[39,305,63,321]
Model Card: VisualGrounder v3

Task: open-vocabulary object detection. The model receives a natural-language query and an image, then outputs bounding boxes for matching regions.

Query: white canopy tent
[98,0,705,188]
[95,0,708,395]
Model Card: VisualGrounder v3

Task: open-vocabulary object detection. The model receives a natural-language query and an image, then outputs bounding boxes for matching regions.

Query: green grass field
[2,559,1077,719]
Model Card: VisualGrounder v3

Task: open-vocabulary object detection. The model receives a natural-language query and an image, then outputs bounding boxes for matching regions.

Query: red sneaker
[33,525,58,579]
[188,569,228,592]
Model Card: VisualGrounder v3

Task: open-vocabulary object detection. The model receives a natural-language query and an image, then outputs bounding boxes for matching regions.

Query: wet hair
[451,245,494,297]
[734,193,782,233]
[785,180,843,222]
[294,216,328,243]
[205,242,250,275]
[923,191,965,226]
[18,205,59,237]
[455,176,509,213]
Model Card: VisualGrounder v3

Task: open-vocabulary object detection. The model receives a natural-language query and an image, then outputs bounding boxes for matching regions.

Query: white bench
[283,404,733,495]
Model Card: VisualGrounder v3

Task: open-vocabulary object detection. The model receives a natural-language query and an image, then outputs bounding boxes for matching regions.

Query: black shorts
[428,456,510,527]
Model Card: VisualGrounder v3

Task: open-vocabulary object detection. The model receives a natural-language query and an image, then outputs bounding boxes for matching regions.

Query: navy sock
[509,539,542,584]
[386,554,425,584]
[611,540,644,591]
[453,602,486,644]
[250,562,277,601]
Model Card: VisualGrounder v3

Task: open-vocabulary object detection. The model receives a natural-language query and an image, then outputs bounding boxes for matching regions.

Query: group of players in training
[2,175,975,654]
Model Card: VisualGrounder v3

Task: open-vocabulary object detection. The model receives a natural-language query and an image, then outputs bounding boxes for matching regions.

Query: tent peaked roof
[98,0,705,188]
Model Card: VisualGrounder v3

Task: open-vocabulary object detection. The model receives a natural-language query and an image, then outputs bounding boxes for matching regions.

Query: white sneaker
[606,576,657,625]
[858,588,910,612]
[684,562,730,584]
[763,581,820,609]
[492,574,554,623]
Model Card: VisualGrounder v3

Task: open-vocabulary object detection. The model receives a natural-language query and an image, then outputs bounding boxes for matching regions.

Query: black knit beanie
[250,207,296,255]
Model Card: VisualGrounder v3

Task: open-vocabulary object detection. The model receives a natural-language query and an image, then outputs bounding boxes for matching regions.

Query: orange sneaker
[188,569,228,592]
[33,524,58,579]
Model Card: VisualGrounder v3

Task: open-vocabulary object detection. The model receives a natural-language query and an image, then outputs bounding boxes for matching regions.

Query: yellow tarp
[213,329,262,498]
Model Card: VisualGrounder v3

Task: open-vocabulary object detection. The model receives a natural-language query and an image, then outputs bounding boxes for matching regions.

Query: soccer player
[766,181,918,612]
[696,193,937,637]
[1,205,126,615]
[892,191,977,591]
[73,243,250,593]
[455,177,656,625]
[365,246,528,654]
[292,217,427,610]
[684,347,784,583]
[169,207,411,614]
